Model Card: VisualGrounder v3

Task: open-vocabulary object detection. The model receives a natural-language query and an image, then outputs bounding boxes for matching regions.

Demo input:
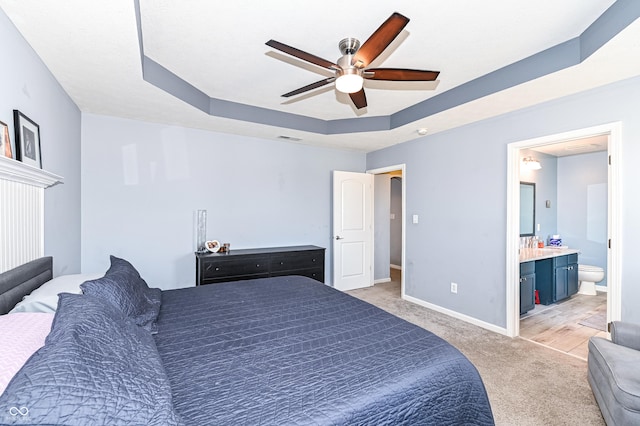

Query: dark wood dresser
[195,245,325,285]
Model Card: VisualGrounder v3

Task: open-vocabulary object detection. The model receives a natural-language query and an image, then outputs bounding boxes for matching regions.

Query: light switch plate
[412,214,419,224]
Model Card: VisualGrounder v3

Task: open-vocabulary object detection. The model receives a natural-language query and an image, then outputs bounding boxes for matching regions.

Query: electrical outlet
[451,282,458,294]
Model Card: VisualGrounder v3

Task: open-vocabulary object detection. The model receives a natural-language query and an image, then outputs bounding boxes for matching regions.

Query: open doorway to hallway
[369,165,405,298]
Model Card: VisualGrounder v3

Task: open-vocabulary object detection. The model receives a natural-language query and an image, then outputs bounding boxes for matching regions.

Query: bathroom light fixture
[522,157,542,170]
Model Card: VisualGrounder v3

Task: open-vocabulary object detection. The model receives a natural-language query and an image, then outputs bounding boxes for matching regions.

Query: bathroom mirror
[520,182,535,237]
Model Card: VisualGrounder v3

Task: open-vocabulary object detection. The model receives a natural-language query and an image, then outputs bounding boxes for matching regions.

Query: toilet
[578,264,605,295]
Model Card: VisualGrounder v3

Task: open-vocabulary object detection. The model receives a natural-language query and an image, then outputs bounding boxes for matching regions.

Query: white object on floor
[578,264,605,296]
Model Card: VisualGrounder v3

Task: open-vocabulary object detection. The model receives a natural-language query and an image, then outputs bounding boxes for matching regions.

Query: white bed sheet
[10,273,102,313]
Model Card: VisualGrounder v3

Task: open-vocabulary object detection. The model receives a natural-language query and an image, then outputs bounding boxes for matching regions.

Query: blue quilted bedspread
[155,276,494,425]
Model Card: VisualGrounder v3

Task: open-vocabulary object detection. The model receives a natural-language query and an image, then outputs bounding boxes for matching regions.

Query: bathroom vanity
[519,248,580,314]
[519,261,536,314]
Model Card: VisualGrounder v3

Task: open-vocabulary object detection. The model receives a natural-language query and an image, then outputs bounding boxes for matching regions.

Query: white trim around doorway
[506,122,622,338]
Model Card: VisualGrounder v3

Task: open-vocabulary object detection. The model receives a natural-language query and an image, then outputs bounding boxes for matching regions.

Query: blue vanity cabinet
[567,254,579,296]
[554,255,569,301]
[553,253,579,301]
[536,253,579,305]
[520,261,536,315]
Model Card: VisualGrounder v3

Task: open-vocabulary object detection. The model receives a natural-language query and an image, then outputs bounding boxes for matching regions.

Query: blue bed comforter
[155,276,494,425]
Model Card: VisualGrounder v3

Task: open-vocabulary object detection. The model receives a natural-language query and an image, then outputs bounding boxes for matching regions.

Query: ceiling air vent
[277,135,302,141]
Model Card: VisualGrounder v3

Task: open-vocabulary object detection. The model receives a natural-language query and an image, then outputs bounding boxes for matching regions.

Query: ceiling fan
[265,12,440,110]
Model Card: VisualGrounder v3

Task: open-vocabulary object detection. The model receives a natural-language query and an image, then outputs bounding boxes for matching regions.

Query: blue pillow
[0,293,182,425]
[81,255,160,333]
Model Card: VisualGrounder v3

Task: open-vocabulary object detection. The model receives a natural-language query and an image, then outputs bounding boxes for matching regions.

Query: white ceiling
[1,0,639,152]
[531,134,609,157]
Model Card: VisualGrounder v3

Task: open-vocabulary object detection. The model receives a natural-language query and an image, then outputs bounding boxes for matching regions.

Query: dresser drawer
[201,256,269,279]
[271,267,324,281]
[269,251,323,272]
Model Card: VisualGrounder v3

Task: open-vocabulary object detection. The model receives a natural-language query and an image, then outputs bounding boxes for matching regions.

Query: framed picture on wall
[0,120,14,159]
[13,110,42,168]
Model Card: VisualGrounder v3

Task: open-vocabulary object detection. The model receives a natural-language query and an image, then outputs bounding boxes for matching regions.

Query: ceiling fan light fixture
[266,12,439,109]
[335,56,364,94]
[335,74,364,93]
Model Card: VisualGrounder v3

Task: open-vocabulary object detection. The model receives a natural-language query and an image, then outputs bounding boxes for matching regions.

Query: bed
[0,256,495,425]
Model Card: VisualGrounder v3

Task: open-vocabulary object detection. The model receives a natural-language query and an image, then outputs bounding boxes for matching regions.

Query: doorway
[368,164,406,298]
[519,141,609,358]
[506,123,622,340]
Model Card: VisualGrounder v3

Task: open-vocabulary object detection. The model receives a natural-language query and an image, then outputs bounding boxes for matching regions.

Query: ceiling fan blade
[266,40,338,71]
[349,89,367,109]
[352,12,409,68]
[364,68,440,81]
[282,77,336,97]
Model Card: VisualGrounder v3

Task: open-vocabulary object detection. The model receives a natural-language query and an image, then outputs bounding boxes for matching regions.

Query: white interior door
[332,171,373,291]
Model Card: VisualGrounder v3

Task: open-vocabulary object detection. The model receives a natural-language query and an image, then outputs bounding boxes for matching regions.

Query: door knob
[335,236,344,240]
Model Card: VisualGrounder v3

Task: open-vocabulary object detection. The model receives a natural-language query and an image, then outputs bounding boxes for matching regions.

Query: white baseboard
[374,277,391,284]
[596,285,608,292]
[390,264,402,270]
[403,294,509,336]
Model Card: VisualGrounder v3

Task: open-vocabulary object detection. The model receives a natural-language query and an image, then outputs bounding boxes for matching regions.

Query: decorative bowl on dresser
[195,245,325,286]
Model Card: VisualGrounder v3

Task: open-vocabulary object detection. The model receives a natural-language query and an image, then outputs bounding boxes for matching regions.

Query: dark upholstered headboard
[0,257,53,315]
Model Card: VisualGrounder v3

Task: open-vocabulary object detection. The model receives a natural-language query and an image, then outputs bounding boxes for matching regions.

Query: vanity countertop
[520,247,580,263]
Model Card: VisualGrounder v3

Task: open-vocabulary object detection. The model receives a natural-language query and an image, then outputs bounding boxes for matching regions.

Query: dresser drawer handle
[256,264,260,267]
[280,261,284,265]
[215,267,220,271]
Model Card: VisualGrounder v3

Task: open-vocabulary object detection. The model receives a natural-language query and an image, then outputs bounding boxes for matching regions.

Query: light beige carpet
[348,280,605,426]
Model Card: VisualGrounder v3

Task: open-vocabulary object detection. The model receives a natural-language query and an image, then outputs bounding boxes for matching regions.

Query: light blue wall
[367,75,640,327]
[390,177,402,266]
[374,175,391,281]
[80,114,365,289]
[558,151,608,286]
[0,9,82,276]
[519,150,557,243]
